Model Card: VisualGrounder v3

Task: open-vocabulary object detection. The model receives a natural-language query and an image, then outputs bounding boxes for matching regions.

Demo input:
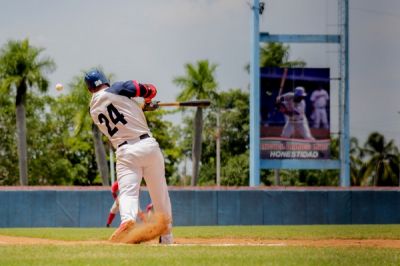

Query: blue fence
[0,188,399,227]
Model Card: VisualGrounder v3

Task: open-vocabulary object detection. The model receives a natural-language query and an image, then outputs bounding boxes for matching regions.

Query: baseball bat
[278,68,288,97]
[158,100,211,107]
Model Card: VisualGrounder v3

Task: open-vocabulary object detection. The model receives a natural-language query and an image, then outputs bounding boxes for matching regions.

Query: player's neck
[91,84,109,93]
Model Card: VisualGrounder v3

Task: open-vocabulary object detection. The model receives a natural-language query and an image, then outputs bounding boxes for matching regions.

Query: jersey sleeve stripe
[133,80,140,97]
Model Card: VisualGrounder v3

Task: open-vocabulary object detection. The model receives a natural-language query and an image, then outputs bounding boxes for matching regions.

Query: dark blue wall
[0,189,399,227]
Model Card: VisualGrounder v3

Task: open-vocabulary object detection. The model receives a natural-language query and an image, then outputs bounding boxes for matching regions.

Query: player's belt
[117,134,150,148]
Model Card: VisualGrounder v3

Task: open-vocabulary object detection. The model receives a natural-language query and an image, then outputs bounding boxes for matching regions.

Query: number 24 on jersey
[98,103,127,137]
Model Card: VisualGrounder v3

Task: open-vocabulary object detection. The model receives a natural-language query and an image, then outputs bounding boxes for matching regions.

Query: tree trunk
[191,107,203,186]
[15,83,28,186]
[16,102,28,186]
[274,169,281,186]
[92,124,110,186]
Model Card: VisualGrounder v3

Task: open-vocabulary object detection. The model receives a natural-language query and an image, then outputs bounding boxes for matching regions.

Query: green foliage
[245,42,306,72]
[0,39,55,95]
[30,93,98,185]
[220,151,249,186]
[0,65,182,185]
[260,42,306,68]
[1,40,399,187]
[0,90,98,185]
[0,38,56,185]
[173,60,219,102]
[48,93,98,185]
[173,59,219,185]
[0,90,18,184]
[312,133,400,187]
[361,132,399,186]
[145,110,181,184]
[199,88,250,185]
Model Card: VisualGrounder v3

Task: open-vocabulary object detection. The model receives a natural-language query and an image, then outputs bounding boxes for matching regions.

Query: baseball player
[310,86,329,129]
[106,181,154,227]
[85,69,173,244]
[276,86,315,140]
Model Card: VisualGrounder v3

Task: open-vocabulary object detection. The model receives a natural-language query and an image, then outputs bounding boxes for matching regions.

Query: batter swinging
[85,69,173,244]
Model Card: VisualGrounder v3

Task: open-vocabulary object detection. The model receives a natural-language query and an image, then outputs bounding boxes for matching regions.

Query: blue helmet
[294,86,307,97]
[84,69,109,90]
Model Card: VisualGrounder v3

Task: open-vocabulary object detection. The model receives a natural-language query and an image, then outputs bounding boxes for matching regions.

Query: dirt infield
[1,235,400,248]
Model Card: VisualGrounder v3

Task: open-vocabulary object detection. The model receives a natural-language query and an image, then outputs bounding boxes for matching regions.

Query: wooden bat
[278,68,289,97]
[157,100,211,107]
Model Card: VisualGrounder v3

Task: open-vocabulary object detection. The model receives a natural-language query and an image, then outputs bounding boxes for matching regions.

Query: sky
[0,0,400,147]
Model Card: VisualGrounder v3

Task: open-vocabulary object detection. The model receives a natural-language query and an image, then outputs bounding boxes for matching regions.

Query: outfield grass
[0,225,399,266]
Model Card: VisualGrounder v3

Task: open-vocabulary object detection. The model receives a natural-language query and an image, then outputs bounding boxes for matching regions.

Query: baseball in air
[55,83,64,91]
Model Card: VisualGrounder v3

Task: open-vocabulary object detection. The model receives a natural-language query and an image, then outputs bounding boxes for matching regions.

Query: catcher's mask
[84,69,109,90]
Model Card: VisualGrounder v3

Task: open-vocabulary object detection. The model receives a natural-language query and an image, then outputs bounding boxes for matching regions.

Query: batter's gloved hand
[143,84,157,103]
[143,101,160,112]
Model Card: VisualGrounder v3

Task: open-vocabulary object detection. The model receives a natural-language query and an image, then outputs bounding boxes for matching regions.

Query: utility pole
[216,109,221,186]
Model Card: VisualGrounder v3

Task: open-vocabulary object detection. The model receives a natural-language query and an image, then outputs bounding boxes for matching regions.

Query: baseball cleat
[159,233,174,244]
[109,220,135,243]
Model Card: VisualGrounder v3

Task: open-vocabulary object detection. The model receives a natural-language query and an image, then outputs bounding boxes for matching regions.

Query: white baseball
[55,83,64,91]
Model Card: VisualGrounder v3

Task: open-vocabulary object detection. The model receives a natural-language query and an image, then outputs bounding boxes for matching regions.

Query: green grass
[0,225,399,266]
[175,224,400,240]
[1,224,400,241]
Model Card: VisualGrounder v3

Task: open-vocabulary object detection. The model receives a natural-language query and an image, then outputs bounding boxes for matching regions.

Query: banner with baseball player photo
[260,67,331,160]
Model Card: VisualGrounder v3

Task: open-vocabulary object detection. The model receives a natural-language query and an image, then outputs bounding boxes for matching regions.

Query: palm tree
[0,39,55,185]
[245,42,306,73]
[173,60,218,185]
[349,137,366,185]
[260,42,306,68]
[68,73,110,186]
[362,132,399,186]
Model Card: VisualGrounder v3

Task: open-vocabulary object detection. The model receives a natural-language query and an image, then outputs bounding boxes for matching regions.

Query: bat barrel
[179,100,210,107]
[158,100,211,107]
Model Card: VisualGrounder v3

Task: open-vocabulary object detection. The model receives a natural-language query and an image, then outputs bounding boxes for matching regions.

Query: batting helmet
[294,86,307,97]
[84,69,109,90]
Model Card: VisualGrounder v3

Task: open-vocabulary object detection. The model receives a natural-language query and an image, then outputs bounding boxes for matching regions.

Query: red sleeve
[111,182,119,199]
[132,80,140,97]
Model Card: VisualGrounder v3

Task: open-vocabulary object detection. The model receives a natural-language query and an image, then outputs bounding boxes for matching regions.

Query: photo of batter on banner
[260,67,331,160]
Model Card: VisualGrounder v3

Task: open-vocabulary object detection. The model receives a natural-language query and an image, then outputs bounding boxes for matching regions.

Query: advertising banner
[260,67,331,159]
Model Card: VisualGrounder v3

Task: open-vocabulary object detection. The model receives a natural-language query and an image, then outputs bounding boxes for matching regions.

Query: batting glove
[143,101,160,112]
[142,84,157,103]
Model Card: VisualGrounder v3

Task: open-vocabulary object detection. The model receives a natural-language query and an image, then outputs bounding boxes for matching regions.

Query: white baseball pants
[116,137,172,233]
[281,117,314,140]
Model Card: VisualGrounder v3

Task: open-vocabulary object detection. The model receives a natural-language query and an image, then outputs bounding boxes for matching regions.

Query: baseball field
[0,225,399,265]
